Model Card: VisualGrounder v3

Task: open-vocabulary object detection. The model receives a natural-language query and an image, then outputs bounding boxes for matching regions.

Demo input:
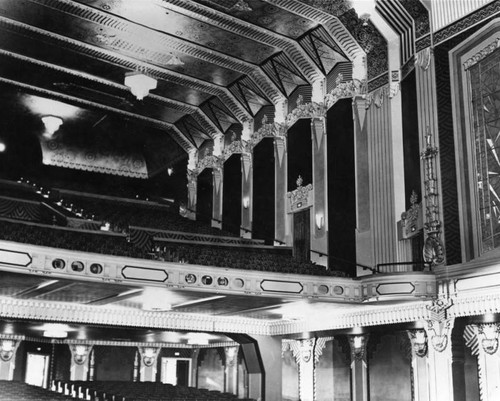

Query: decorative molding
[463,37,500,70]
[415,34,431,53]
[433,0,500,45]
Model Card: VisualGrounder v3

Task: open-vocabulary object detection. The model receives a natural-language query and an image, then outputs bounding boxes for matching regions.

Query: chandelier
[124,72,157,100]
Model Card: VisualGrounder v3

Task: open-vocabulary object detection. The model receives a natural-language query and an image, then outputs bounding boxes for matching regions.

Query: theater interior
[1,1,500,400]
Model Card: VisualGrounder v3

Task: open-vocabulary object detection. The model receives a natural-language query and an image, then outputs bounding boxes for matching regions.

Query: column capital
[348,334,370,363]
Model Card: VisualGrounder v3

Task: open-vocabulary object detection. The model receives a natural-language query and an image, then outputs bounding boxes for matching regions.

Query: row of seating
[151,243,344,277]
[0,219,346,276]
[57,380,254,401]
[60,194,237,238]
[0,380,76,400]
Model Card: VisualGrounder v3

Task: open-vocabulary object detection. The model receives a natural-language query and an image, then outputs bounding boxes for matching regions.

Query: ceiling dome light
[42,323,70,338]
[0,142,5,152]
[42,115,63,136]
[125,72,157,100]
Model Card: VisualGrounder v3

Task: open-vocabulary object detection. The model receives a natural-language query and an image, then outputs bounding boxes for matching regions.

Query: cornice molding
[0,297,272,335]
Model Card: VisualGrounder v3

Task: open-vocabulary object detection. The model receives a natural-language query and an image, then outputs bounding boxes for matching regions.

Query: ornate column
[69,344,93,381]
[138,346,160,382]
[274,128,289,245]
[212,134,225,229]
[191,348,200,388]
[241,121,254,238]
[311,114,328,267]
[224,346,239,395]
[407,329,430,401]
[348,334,369,401]
[212,166,224,229]
[425,300,455,401]
[241,150,253,238]
[0,337,20,380]
[288,338,328,401]
[352,95,372,274]
[186,149,198,221]
[465,323,500,401]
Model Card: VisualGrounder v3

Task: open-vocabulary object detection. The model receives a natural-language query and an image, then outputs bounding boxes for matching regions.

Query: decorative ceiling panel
[299,26,349,75]
[75,0,279,65]
[193,0,319,39]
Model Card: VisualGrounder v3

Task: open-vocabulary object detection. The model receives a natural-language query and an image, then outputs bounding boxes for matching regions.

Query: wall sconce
[315,213,324,230]
[167,167,174,176]
[243,196,250,209]
[43,323,69,338]
[42,115,63,137]
[0,339,17,362]
[124,72,157,100]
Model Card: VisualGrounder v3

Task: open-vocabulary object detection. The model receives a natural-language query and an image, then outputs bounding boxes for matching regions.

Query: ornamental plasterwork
[287,176,313,211]
[286,95,327,127]
[324,75,366,108]
[223,139,249,160]
[0,297,271,336]
[464,37,500,70]
[195,154,223,173]
[426,318,453,352]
